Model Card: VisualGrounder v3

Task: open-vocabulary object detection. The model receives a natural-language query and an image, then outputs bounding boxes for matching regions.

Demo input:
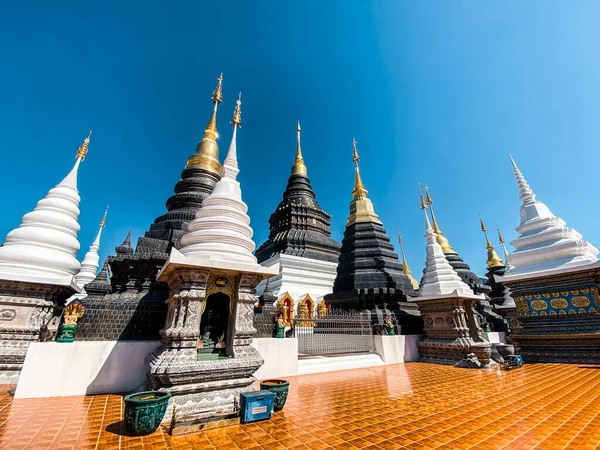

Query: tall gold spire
[351,138,367,199]
[398,230,419,290]
[99,206,109,228]
[205,73,223,138]
[346,138,381,226]
[291,121,307,176]
[231,92,242,127]
[186,74,223,175]
[76,131,92,160]
[424,185,455,253]
[479,215,503,268]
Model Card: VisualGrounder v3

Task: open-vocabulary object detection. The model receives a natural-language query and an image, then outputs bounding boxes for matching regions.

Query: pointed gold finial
[76,131,92,160]
[497,228,505,244]
[479,214,503,268]
[231,92,242,127]
[419,184,427,210]
[291,120,307,176]
[398,230,419,290]
[423,185,455,253]
[352,138,367,197]
[204,73,223,137]
[99,206,109,228]
[347,138,381,226]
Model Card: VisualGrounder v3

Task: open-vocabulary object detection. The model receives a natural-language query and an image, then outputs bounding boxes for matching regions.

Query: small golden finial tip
[99,206,109,228]
[297,121,301,132]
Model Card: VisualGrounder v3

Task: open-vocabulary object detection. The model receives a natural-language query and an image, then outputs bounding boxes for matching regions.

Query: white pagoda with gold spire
[409,188,491,368]
[0,133,91,382]
[148,92,278,430]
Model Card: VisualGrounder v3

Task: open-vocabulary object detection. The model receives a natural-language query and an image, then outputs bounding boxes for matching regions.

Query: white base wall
[251,338,298,379]
[486,331,507,344]
[374,335,423,364]
[252,334,423,379]
[15,341,160,399]
[257,254,337,309]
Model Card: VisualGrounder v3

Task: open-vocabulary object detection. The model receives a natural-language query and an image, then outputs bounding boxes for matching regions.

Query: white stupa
[0,133,91,287]
[412,194,482,300]
[75,207,108,289]
[501,156,599,280]
[160,94,277,276]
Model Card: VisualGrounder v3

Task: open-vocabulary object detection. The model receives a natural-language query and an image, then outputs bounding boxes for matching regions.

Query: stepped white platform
[298,354,385,375]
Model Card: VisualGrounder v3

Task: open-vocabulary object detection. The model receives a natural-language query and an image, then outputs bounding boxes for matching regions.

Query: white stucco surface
[15,341,160,399]
[251,337,299,379]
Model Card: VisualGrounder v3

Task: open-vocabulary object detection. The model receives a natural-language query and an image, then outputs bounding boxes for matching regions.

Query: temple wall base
[0,280,74,382]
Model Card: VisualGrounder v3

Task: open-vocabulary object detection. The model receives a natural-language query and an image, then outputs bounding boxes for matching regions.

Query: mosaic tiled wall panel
[514,287,599,318]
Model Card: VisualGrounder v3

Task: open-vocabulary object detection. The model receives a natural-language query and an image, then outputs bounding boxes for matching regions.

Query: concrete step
[297,353,384,375]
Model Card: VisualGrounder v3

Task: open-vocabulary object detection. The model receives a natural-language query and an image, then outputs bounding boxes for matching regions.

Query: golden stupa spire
[204,73,223,139]
[398,230,419,290]
[291,121,307,176]
[231,92,242,127]
[186,74,224,175]
[99,206,109,228]
[424,185,455,253]
[346,138,381,226]
[479,214,503,268]
[352,138,367,199]
[76,131,92,160]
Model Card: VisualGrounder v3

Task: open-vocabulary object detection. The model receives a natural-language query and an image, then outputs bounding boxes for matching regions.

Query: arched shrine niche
[276,292,294,326]
[197,273,236,361]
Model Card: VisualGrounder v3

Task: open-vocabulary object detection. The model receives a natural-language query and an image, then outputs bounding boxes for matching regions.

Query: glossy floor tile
[1,362,600,449]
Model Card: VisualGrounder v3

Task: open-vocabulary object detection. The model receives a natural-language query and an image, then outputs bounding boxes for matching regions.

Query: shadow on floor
[579,365,600,369]
[106,420,127,436]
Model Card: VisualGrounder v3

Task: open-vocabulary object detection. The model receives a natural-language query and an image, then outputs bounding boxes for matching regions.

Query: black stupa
[77,75,226,341]
[255,122,340,263]
[325,140,422,334]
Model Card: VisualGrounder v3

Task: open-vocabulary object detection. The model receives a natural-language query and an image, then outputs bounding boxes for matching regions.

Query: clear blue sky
[1,1,599,276]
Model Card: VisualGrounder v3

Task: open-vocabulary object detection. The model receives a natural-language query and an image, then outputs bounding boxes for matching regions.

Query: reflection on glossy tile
[1,363,600,449]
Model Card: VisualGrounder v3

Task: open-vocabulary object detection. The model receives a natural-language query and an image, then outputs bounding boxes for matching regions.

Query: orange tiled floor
[1,363,600,450]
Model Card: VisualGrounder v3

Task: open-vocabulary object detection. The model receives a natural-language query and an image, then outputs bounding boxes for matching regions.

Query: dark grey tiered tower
[325,140,422,334]
[76,76,225,341]
[256,122,340,264]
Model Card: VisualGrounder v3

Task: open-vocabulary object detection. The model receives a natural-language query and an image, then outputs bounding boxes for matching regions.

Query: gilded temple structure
[497,156,600,363]
[0,133,91,382]
[255,122,340,321]
[325,140,422,334]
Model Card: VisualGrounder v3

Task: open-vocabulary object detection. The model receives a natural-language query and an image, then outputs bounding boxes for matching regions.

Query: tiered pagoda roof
[326,140,420,330]
[255,122,340,264]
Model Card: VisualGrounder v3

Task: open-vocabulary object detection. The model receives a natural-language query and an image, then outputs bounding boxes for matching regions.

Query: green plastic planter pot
[259,379,290,411]
[124,391,171,436]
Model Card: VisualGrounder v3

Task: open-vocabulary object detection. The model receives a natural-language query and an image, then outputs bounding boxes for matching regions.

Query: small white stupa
[413,191,482,300]
[502,156,599,280]
[160,94,277,276]
[68,207,109,302]
[0,132,91,287]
